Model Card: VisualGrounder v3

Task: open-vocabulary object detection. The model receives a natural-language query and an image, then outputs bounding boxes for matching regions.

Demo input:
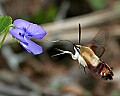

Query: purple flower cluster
[10,19,46,55]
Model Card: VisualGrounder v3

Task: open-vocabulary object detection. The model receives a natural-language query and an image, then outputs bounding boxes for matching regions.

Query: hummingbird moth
[52,24,114,80]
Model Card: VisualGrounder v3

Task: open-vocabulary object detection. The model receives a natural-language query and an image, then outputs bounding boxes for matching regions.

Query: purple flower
[10,19,46,55]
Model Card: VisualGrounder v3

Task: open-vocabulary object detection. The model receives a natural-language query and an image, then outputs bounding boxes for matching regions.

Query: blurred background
[0,0,120,96]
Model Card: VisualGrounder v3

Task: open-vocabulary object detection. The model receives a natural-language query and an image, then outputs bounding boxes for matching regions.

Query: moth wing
[87,27,109,57]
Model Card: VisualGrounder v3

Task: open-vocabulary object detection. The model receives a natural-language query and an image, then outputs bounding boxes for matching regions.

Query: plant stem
[0,27,9,48]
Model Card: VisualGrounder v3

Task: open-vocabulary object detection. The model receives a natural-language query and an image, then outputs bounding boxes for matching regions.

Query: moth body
[52,25,114,80]
[75,45,113,80]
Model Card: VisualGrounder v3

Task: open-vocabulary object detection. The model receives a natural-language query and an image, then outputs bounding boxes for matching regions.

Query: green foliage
[113,0,120,10]
[0,16,12,34]
[111,91,120,96]
[22,4,57,24]
[0,16,13,48]
[87,0,106,11]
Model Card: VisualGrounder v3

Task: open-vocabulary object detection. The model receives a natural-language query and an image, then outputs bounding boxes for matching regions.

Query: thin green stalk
[0,27,9,48]
[0,24,15,48]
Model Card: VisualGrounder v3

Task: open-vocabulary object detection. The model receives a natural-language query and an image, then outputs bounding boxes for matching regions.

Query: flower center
[19,32,24,37]
[23,27,31,36]
[19,27,29,37]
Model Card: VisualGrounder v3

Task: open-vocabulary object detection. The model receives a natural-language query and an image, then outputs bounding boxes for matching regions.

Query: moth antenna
[79,23,81,44]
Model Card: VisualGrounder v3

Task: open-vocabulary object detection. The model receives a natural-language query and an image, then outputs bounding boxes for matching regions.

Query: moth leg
[78,63,88,78]
[52,48,80,61]
[51,48,72,57]
[83,67,87,75]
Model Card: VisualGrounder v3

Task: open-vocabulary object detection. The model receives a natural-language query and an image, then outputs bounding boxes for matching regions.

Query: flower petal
[27,24,46,40]
[13,19,31,29]
[20,36,43,55]
[13,19,46,40]
[10,28,27,43]
[11,19,46,55]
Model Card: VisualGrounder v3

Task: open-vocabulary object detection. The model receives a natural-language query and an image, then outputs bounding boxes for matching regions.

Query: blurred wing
[89,45,105,57]
[87,27,109,57]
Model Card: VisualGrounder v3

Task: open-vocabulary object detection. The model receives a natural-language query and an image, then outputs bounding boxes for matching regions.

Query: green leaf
[0,16,12,34]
